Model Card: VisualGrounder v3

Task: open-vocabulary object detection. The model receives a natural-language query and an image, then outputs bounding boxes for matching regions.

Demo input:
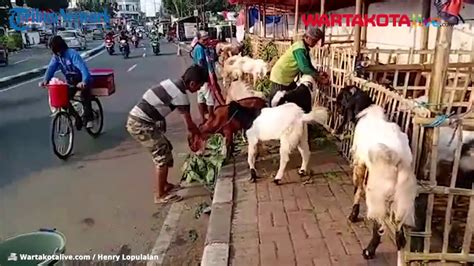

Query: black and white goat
[270,75,316,114]
[351,104,417,262]
[334,85,373,135]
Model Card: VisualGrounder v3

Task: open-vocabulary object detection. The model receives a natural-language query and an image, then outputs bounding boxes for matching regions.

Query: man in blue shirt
[40,36,94,129]
[192,31,215,124]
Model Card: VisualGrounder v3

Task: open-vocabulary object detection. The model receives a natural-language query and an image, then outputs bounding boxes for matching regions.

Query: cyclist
[39,36,94,129]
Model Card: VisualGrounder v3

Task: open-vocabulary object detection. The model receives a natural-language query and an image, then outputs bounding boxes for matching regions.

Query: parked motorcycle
[105,39,115,55]
[150,38,160,55]
[132,35,139,48]
[120,40,130,59]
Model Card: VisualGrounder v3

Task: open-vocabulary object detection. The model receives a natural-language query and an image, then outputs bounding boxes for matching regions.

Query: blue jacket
[192,43,207,69]
[44,48,91,85]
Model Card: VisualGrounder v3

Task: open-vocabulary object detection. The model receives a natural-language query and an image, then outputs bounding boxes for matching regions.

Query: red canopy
[228,0,384,12]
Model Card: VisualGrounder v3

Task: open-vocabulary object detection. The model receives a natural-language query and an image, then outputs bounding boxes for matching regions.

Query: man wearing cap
[268,27,329,104]
[192,31,216,124]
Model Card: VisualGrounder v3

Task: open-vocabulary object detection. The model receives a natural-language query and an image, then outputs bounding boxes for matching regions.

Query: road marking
[0,50,106,93]
[147,202,183,265]
[142,53,146,57]
[12,58,30,65]
[127,64,137,72]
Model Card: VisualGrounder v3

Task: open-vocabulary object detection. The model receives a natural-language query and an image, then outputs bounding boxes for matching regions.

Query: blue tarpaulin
[248,7,281,28]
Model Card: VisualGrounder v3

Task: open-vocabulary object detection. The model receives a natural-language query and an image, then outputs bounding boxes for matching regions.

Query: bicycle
[46,84,104,160]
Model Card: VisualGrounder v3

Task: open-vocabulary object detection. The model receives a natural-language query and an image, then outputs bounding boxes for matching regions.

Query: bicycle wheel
[86,98,104,137]
[51,111,74,160]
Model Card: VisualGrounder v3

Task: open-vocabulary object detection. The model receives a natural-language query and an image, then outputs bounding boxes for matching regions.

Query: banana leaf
[206,167,215,184]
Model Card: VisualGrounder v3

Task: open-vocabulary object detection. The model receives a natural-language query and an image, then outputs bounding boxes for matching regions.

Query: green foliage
[163,0,238,19]
[261,41,278,62]
[181,134,226,192]
[0,32,22,51]
[77,0,109,12]
[25,0,68,11]
[255,76,272,97]
[242,34,252,57]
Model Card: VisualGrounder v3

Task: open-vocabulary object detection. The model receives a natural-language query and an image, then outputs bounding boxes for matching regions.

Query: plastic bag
[48,78,67,85]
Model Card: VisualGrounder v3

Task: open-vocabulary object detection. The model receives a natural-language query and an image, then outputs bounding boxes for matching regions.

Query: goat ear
[350,86,359,95]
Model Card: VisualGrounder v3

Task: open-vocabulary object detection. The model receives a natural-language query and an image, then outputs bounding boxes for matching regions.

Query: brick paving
[229,149,398,266]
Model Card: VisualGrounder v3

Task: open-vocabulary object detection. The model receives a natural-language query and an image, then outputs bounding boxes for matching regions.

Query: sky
[141,0,161,17]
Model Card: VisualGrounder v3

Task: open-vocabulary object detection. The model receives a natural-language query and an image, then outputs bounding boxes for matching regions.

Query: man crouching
[126,65,208,204]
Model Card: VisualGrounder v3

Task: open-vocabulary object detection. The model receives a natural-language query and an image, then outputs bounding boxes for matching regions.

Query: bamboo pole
[354,0,363,55]
[415,25,454,253]
[320,0,325,15]
[245,5,249,32]
[293,0,299,41]
[419,0,431,63]
[263,0,266,38]
[360,0,368,47]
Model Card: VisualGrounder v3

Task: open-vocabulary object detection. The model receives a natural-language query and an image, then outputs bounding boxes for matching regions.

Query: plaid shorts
[126,116,173,167]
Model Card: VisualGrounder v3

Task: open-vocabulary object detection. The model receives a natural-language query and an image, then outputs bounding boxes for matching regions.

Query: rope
[212,109,239,134]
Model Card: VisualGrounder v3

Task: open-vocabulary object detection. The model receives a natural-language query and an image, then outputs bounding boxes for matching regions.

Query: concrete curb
[200,158,237,266]
[0,44,105,89]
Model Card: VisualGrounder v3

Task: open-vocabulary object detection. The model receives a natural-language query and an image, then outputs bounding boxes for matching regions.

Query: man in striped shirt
[126,65,208,204]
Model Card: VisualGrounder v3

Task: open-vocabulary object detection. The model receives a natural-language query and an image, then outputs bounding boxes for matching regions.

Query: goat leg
[349,163,366,223]
[247,137,259,183]
[362,221,383,260]
[297,124,311,176]
[273,142,290,185]
[395,227,407,250]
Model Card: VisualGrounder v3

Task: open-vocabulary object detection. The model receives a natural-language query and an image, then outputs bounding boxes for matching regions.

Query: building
[141,0,160,18]
[116,0,141,20]
[69,0,78,9]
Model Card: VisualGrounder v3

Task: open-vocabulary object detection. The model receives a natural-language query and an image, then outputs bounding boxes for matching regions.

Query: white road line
[12,58,30,65]
[147,202,183,265]
[0,50,106,93]
[127,64,137,72]
[142,53,146,57]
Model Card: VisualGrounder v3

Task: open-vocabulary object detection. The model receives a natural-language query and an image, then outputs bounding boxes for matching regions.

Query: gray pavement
[0,40,206,259]
[0,40,104,79]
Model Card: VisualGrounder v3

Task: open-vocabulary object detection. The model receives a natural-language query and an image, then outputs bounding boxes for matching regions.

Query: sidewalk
[229,147,398,266]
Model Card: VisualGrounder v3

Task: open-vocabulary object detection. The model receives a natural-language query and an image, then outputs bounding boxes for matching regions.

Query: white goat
[350,104,417,261]
[221,55,244,88]
[240,57,268,86]
[246,103,328,184]
[225,80,265,104]
[221,55,269,87]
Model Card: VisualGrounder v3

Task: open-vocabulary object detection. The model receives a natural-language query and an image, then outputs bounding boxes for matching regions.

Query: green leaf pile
[181,134,227,192]
[242,34,253,57]
[255,76,272,97]
[261,41,278,63]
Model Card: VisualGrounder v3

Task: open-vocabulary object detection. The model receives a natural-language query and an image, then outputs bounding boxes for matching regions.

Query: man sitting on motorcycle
[39,36,94,129]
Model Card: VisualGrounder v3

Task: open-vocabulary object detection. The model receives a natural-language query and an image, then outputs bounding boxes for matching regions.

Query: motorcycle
[105,39,115,55]
[120,40,130,59]
[132,35,139,48]
[150,38,160,55]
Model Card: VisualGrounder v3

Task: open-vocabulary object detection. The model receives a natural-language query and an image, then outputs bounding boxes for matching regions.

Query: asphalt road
[0,40,104,79]
[0,39,209,260]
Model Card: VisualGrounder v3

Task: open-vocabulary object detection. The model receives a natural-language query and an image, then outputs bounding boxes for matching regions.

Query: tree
[163,0,238,18]
[25,0,69,11]
[15,0,24,7]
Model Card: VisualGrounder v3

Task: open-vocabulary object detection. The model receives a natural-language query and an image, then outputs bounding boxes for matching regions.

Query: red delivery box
[90,68,115,96]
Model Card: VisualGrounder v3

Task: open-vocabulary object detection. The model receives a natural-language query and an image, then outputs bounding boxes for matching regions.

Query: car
[57,30,87,50]
[92,29,104,40]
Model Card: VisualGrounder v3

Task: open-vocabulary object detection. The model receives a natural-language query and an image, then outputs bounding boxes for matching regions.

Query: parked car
[92,29,104,40]
[57,30,87,50]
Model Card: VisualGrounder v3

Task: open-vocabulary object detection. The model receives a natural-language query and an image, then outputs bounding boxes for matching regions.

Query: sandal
[155,194,183,204]
[165,183,183,194]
